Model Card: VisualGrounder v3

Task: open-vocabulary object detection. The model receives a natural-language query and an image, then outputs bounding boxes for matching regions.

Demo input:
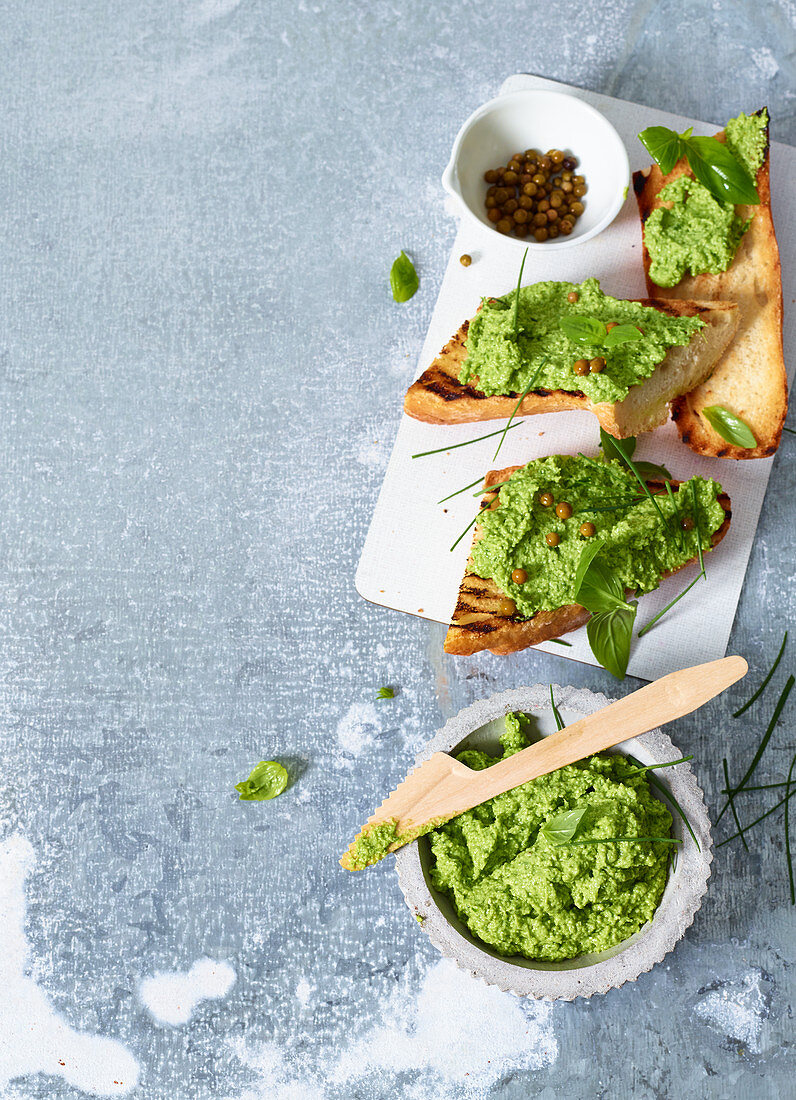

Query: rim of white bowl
[441,89,630,252]
[395,684,713,999]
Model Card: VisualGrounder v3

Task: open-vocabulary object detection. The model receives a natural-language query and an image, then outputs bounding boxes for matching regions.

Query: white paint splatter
[749,47,779,79]
[0,836,140,1095]
[138,958,236,1027]
[336,701,382,758]
[227,959,556,1096]
[694,973,766,1052]
[295,977,314,1008]
[333,959,557,1087]
[375,643,388,659]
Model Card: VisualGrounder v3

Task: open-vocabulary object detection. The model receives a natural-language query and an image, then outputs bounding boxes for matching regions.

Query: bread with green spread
[444,455,731,656]
[404,279,738,440]
[633,108,786,459]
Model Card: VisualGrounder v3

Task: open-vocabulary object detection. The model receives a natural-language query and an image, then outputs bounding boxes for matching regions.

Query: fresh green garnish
[376,686,395,700]
[540,806,588,846]
[573,540,637,679]
[717,675,795,825]
[596,434,669,529]
[783,426,796,436]
[511,249,528,343]
[625,755,693,776]
[637,480,705,638]
[437,475,485,505]
[786,752,796,905]
[492,356,548,462]
[412,421,522,459]
[723,757,749,852]
[638,125,760,205]
[560,316,643,348]
[626,753,700,850]
[235,761,289,801]
[548,638,573,647]
[733,632,788,717]
[717,784,796,848]
[598,428,672,482]
[702,405,757,449]
[549,684,565,731]
[390,250,419,302]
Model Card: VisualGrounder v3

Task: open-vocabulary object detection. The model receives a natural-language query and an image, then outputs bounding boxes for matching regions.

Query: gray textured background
[0,1,794,1097]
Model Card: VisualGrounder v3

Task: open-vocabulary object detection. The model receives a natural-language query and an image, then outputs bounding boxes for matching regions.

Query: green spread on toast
[645,110,768,287]
[459,278,703,402]
[471,454,725,619]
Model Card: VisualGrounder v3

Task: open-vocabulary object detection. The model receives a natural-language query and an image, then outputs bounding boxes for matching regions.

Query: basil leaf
[702,404,757,448]
[235,760,289,801]
[560,315,607,344]
[633,460,672,480]
[573,538,608,598]
[599,427,635,463]
[587,602,637,680]
[638,126,688,175]
[390,251,419,302]
[574,542,629,614]
[685,135,760,205]
[603,324,643,348]
[541,805,588,846]
[577,558,629,613]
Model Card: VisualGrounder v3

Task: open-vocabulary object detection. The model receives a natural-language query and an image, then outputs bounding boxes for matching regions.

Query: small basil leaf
[390,251,419,302]
[560,315,607,344]
[633,460,672,480]
[599,427,636,464]
[702,405,757,448]
[541,805,589,846]
[235,760,289,801]
[573,538,608,598]
[587,602,637,680]
[577,558,629,614]
[603,324,644,348]
[684,136,760,205]
[638,126,686,175]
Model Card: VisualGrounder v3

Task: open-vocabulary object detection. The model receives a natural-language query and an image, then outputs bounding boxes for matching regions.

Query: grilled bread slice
[633,112,786,458]
[444,467,732,656]
[405,300,738,439]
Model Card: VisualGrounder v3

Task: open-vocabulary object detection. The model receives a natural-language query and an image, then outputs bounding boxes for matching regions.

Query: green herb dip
[645,110,768,287]
[471,454,725,619]
[346,817,447,870]
[459,278,703,402]
[429,713,673,961]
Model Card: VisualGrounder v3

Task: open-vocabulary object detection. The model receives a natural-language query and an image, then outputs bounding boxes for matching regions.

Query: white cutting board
[356,73,795,681]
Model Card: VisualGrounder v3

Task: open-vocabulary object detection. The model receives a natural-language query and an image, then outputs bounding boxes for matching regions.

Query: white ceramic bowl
[396,685,712,999]
[442,89,630,252]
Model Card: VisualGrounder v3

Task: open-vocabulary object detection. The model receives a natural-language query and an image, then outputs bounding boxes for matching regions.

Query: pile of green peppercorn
[483,149,587,241]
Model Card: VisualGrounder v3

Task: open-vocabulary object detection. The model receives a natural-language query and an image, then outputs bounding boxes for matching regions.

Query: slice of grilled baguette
[633,112,786,458]
[405,300,738,439]
[444,467,732,656]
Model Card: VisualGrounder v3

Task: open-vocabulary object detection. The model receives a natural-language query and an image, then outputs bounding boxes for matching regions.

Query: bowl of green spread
[396,684,712,999]
[442,89,630,251]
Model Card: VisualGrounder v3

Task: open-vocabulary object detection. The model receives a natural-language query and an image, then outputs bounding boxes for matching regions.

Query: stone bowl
[395,684,712,999]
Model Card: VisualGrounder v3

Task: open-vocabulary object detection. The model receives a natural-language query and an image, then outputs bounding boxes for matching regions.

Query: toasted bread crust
[633,112,786,459]
[404,300,738,439]
[443,467,732,656]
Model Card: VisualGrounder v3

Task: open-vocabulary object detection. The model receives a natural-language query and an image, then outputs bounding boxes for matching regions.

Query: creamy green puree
[460,278,702,402]
[472,454,725,619]
[645,110,768,287]
[347,817,448,870]
[429,713,672,960]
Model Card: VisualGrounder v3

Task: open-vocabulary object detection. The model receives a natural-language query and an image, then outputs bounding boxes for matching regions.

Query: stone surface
[0,1,793,1098]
